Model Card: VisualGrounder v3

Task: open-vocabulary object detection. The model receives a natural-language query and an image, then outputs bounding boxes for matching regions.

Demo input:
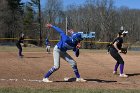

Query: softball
[64,77,70,81]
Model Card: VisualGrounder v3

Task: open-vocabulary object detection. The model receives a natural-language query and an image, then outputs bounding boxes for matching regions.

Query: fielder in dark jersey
[109,30,128,77]
[16,33,24,57]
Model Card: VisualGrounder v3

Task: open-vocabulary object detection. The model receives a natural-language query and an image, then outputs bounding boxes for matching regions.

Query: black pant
[16,43,22,56]
[110,47,124,64]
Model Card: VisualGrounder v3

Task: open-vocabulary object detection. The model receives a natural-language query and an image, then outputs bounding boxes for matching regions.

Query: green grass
[0,88,140,93]
[0,46,46,52]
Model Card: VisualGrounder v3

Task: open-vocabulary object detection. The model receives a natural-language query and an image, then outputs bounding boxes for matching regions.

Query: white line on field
[0,78,42,82]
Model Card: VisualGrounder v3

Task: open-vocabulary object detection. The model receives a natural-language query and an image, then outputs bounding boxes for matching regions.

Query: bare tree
[44,0,63,40]
[0,0,8,38]
[1,0,140,47]
[0,0,23,39]
[30,0,42,46]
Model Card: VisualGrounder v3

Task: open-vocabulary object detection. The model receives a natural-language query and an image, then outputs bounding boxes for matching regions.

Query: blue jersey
[52,26,78,52]
[45,38,50,46]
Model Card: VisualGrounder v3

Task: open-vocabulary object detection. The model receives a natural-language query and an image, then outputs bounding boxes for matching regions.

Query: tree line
[0,0,140,46]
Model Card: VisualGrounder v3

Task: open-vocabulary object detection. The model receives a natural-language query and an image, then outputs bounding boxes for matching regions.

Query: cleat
[119,74,128,78]
[76,78,87,82]
[19,55,24,58]
[42,78,53,83]
[113,71,117,75]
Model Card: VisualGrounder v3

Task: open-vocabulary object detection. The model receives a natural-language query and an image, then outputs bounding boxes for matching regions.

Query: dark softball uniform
[16,37,24,56]
[110,37,124,64]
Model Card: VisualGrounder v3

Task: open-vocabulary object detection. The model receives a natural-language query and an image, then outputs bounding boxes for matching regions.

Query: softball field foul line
[0,79,42,82]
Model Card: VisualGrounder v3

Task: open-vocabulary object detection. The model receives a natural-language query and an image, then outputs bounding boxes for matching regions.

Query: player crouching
[109,28,128,78]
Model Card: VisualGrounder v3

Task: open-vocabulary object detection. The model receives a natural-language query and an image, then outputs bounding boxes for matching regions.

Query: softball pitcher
[43,24,86,82]
[109,30,128,77]
[16,33,24,58]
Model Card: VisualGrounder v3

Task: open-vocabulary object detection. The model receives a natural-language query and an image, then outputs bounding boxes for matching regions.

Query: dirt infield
[0,47,140,89]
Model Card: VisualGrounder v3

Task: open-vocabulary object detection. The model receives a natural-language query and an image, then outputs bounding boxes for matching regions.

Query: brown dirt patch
[0,49,140,89]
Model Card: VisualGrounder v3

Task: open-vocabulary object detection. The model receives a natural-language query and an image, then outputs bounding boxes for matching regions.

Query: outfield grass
[0,88,140,93]
[0,46,46,52]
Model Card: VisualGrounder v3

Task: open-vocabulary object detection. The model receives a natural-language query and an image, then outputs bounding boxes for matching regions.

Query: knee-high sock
[44,66,56,78]
[72,65,80,78]
[114,63,119,71]
[120,64,124,74]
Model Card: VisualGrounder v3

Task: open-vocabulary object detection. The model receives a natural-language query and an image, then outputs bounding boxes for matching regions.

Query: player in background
[109,27,128,78]
[16,33,24,58]
[43,24,86,82]
[45,37,51,54]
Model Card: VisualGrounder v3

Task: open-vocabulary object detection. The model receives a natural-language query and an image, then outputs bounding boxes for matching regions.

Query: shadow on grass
[55,78,76,82]
[86,79,117,83]
[55,78,117,83]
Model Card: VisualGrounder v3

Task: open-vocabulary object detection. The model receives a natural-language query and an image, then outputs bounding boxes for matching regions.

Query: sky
[22,0,140,9]
[114,0,140,9]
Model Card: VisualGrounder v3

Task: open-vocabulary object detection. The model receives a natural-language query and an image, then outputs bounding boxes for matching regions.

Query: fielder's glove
[20,43,24,47]
[74,48,79,57]
[121,48,127,54]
